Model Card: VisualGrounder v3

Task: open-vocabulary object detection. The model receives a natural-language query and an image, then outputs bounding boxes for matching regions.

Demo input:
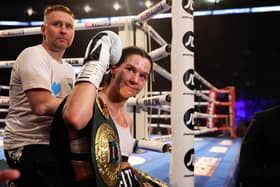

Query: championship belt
[50,96,121,187]
[132,168,170,187]
[90,96,121,186]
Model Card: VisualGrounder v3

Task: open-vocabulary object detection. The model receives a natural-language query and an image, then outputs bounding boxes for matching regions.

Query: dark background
[1,0,280,125]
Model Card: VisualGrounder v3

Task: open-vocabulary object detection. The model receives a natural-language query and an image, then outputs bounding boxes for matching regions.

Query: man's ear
[41,24,46,40]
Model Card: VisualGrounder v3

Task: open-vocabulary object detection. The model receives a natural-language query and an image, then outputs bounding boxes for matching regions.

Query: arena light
[83,5,92,13]
[113,2,121,11]
[144,0,153,8]
[26,8,35,16]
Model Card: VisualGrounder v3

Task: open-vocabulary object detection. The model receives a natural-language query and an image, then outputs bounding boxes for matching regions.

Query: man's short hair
[44,4,75,22]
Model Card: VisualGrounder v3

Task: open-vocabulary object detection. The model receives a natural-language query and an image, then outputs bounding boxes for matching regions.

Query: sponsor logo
[183,69,195,90]
[184,148,194,171]
[184,108,195,130]
[183,31,195,52]
[51,82,61,96]
[182,0,193,15]
[139,3,165,20]
[143,98,160,106]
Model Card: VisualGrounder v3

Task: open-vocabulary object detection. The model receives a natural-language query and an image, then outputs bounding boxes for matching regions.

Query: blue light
[29,21,43,26]
[194,5,280,16]
[0,21,29,26]
[1,5,280,26]
[251,5,280,13]
[193,10,212,16]
[212,8,251,15]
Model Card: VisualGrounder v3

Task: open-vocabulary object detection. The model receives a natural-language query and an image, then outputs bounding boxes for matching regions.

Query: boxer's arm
[63,31,122,130]
[62,83,96,130]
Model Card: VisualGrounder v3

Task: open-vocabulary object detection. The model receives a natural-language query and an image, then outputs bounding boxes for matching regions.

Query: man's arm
[26,88,62,115]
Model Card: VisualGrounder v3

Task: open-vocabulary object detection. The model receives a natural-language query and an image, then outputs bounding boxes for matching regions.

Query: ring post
[170,0,195,186]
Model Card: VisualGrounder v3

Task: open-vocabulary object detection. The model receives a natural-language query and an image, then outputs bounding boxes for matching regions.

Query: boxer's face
[41,10,75,52]
[111,54,151,99]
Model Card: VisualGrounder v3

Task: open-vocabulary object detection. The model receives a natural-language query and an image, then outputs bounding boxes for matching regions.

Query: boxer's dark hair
[101,46,153,86]
[116,46,153,72]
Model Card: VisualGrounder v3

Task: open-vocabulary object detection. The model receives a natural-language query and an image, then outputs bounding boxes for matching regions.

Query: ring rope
[194,112,229,119]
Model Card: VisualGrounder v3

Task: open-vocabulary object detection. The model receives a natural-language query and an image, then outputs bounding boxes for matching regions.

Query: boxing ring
[0,0,241,186]
[130,137,241,187]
